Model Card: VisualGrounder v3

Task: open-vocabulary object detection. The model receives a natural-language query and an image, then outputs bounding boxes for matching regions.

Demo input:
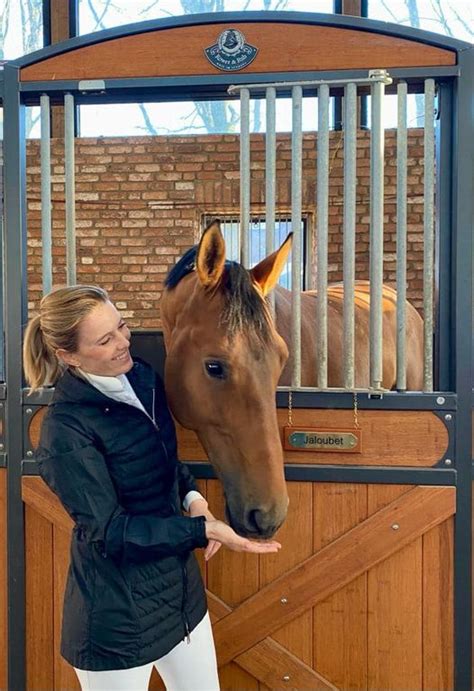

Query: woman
[23,285,281,691]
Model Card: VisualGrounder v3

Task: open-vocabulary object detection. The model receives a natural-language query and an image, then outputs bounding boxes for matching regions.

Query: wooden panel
[25,506,54,690]
[20,22,456,82]
[178,409,449,466]
[213,485,455,667]
[0,470,6,691]
[206,480,259,690]
[368,485,422,691]
[423,519,454,690]
[27,407,47,450]
[259,483,314,667]
[22,476,73,531]
[53,526,79,690]
[313,484,368,689]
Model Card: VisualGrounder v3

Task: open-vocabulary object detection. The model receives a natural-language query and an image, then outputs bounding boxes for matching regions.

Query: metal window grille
[202,215,307,291]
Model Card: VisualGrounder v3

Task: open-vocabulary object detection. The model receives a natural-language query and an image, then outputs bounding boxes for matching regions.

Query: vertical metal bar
[240,88,250,267]
[434,83,453,392]
[452,46,473,691]
[3,63,27,691]
[423,79,435,391]
[316,84,330,389]
[265,87,276,312]
[369,80,385,390]
[343,82,357,390]
[396,81,408,391]
[291,85,303,387]
[40,93,52,295]
[64,92,76,285]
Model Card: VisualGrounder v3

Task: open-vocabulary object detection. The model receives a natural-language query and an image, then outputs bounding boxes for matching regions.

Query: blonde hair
[23,285,109,392]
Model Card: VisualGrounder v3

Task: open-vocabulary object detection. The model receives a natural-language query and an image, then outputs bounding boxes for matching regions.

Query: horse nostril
[245,508,278,538]
[246,509,262,533]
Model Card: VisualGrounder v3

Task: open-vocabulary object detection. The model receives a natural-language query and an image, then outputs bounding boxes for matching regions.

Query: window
[203,215,308,290]
[78,1,334,35]
[0,0,43,60]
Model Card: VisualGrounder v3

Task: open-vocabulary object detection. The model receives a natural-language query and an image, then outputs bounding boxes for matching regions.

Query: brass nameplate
[284,427,362,453]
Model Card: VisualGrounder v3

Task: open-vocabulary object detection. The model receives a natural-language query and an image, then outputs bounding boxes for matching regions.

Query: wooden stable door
[23,477,454,690]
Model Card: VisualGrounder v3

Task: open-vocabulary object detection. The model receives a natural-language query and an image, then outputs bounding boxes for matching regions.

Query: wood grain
[25,506,54,691]
[20,22,455,83]
[213,485,456,666]
[368,485,422,691]
[422,519,454,690]
[178,409,449,466]
[53,526,79,690]
[313,483,368,689]
[22,476,73,531]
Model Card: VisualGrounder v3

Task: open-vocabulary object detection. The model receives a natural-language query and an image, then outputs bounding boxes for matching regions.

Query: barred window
[202,215,308,291]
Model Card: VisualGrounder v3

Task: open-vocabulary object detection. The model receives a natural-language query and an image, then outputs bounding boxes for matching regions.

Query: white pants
[74,612,219,691]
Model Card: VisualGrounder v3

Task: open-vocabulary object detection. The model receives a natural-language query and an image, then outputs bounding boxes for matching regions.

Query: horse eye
[205,361,227,380]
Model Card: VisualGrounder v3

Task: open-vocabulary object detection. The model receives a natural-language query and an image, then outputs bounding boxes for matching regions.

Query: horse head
[161,221,291,539]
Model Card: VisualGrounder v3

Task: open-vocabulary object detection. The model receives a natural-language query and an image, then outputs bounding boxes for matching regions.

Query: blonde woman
[24,285,280,691]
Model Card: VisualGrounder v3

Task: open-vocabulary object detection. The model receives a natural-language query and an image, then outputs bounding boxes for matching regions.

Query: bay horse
[161,221,424,538]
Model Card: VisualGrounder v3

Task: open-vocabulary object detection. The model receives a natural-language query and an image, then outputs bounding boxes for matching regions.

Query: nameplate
[284,427,362,453]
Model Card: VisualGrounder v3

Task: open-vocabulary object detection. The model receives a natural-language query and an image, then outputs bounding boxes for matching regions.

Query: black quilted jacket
[36,360,208,671]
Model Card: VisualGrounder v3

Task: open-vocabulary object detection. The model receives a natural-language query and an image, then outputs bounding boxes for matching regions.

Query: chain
[287,390,293,427]
[353,391,360,430]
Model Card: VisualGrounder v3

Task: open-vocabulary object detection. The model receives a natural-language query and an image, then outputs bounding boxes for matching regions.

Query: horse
[161,221,291,540]
[161,221,424,539]
[274,281,424,389]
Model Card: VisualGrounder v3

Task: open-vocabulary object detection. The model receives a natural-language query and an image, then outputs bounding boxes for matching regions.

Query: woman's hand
[204,520,282,554]
[188,497,222,561]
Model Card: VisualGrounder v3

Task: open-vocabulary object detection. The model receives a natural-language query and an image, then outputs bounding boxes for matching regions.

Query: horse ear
[250,233,293,296]
[196,220,226,289]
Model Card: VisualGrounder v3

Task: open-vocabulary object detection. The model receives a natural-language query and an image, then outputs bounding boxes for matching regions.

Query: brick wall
[26,130,427,327]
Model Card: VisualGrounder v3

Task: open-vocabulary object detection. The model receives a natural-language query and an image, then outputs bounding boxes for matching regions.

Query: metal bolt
[445,459,452,466]
[25,408,33,414]
[436,397,445,405]
[0,443,4,450]
[444,414,452,421]
[26,450,33,457]
[283,675,290,682]
[280,597,288,604]
[391,524,400,530]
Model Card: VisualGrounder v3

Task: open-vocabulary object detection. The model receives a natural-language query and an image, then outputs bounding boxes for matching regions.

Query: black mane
[165,245,271,342]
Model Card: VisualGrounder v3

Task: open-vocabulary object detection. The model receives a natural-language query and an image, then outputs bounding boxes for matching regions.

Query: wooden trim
[20,22,455,82]
[177,409,449,466]
[213,485,456,665]
[22,477,73,531]
[208,592,336,689]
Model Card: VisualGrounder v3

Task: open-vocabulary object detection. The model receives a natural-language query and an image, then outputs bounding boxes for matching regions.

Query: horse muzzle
[226,500,288,540]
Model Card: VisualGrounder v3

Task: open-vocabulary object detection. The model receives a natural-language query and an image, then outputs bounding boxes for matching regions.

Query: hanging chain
[287,390,293,427]
[353,391,360,430]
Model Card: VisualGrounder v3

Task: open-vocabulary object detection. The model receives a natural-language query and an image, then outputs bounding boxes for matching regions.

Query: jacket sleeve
[176,461,200,504]
[36,417,208,564]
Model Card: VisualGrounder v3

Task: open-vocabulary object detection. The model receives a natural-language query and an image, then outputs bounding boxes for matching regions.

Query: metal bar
[240,87,250,268]
[40,93,52,295]
[369,79,385,389]
[316,84,330,389]
[265,86,276,312]
[396,81,408,390]
[3,63,27,691]
[452,45,473,691]
[291,86,303,387]
[64,92,76,285]
[228,71,393,93]
[434,83,454,392]
[343,82,357,389]
[423,79,435,391]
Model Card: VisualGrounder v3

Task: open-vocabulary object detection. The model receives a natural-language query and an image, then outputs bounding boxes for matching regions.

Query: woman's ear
[56,348,81,367]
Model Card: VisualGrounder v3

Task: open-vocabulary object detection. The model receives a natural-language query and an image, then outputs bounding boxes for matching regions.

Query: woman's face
[61,300,133,377]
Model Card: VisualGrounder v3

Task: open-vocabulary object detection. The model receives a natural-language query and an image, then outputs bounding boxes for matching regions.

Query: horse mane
[165,245,271,343]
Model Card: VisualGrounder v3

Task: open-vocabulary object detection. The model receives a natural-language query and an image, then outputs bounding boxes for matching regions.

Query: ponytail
[23,315,63,392]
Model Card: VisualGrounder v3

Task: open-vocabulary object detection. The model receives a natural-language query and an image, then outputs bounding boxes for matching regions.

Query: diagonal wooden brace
[207,591,337,690]
[213,485,456,666]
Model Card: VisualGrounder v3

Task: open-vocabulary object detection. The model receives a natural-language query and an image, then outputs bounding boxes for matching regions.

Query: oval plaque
[284,427,362,453]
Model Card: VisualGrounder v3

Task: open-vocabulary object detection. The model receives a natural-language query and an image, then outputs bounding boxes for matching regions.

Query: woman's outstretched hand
[204,519,282,555]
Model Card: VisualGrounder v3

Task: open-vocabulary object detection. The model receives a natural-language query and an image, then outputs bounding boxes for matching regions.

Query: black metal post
[452,46,474,691]
[3,64,28,691]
